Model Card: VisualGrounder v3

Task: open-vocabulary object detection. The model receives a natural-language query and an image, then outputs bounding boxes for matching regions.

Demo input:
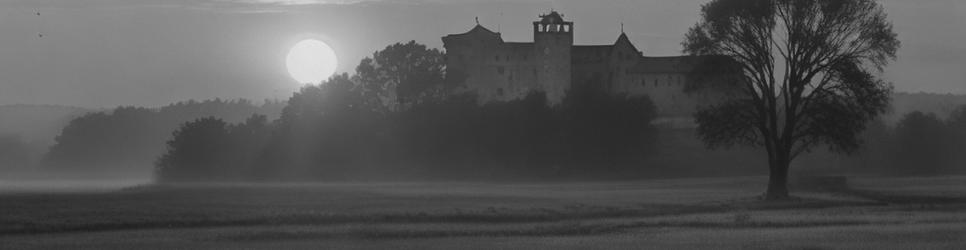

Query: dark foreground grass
[0,202,723,235]
[217,216,896,241]
[1,176,964,249]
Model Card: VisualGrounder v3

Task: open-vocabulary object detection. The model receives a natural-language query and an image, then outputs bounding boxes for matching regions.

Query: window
[497,66,505,74]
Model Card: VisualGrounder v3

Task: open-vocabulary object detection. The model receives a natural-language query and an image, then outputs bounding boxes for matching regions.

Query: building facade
[443,11,738,120]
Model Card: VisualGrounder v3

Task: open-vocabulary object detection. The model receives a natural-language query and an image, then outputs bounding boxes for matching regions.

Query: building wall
[448,44,729,117]
[533,27,572,104]
[607,40,641,93]
[443,14,738,118]
[616,70,739,121]
[619,72,694,117]
[446,31,574,104]
[572,46,611,91]
[444,32,491,99]
[487,45,540,101]
[446,39,542,103]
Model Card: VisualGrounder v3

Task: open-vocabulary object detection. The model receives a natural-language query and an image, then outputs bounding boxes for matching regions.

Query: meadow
[1,176,964,249]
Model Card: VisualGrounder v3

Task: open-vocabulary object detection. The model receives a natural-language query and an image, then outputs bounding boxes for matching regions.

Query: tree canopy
[154,41,660,182]
[355,40,446,110]
[683,0,900,199]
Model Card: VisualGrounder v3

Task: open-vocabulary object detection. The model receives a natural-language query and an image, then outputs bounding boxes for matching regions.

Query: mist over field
[1,0,964,249]
[2,91,963,186]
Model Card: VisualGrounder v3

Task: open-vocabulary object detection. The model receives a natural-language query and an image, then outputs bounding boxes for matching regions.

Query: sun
[286,39,338,84]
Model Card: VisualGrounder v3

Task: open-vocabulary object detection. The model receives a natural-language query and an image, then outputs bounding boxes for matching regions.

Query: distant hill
[885,92,966,123]
[40,99,285,179]
[0,104,93,146]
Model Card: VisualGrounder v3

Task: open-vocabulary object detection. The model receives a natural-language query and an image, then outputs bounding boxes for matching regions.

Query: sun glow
[286,39,338,84]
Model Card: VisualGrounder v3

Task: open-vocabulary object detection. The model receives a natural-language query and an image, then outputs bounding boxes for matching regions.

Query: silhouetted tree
[559,83,657,176]
[155,114,275,182]
[395,92,484,178]
[263,74,384,180]
[156,117,231,182]
[44,107,156,171]
[946,105,966,172]
[846,119,893,172]
[683,0,900,199]
[355,41,446,110]
[225,114,272,179]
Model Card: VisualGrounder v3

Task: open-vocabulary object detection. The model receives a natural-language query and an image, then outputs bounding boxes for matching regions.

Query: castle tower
[533,11,573,104]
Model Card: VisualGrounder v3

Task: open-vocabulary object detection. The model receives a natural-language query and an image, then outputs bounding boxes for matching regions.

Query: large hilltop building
[443,11,738,120]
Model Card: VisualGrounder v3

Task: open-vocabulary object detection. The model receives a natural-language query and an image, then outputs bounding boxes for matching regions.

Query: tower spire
[475,16,479,25]
[499,12,503,33]
[621,22,625,33]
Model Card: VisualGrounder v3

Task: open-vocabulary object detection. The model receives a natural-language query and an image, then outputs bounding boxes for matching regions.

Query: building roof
[440,15,740,75]
[443,24,502,42]
[614,33,640,54]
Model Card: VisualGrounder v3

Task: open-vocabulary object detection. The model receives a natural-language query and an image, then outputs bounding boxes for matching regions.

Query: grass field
[1,176,964,249]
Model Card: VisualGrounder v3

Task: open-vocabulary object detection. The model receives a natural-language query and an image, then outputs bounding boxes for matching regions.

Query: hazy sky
[0,0,963,108]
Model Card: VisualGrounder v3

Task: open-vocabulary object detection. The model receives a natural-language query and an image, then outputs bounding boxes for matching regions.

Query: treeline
[883,108,966,175]
[0,105,90,171]
[42,99,285,176]
[156,79,658,182]
[799,106,966,176]
[887,92,966,123]
[156,41,659,182]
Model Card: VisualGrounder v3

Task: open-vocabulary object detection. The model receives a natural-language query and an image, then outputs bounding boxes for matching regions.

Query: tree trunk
[764,154,791,200]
